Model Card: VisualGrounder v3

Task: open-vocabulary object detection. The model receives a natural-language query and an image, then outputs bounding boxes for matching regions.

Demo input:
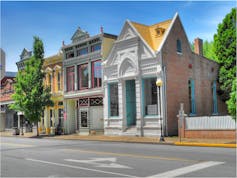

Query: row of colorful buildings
[0,13,227,136]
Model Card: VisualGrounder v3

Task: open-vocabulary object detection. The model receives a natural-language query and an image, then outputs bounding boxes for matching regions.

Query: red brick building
[103,13,227,136]
[0,72,17,131]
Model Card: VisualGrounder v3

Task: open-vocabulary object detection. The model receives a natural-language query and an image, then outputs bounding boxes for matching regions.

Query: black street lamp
[156,78,165,142]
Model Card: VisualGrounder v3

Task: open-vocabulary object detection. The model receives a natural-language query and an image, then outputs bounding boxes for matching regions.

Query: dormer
[71,27,90,43]
[155,27,165,37]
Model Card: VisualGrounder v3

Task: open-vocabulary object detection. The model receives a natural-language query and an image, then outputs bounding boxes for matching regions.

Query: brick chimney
[194,38,203,56]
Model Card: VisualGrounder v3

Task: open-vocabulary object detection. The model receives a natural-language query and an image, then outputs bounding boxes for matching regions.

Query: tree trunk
[36,122,39,136]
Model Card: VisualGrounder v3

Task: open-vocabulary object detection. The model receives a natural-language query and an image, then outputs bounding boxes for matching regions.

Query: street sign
[64,158,132,169]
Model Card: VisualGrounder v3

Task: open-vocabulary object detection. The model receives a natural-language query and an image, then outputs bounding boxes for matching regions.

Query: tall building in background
[0,48,6,79]
[16,48,32,71]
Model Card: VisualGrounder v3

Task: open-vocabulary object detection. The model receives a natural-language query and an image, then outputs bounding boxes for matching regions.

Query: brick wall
[179,118,236,139]
[162,15,227,136]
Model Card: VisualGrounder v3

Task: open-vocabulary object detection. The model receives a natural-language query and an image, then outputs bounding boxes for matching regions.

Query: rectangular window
[177,39,182,53]
[66,51,74,59]
[57,72,61,91]
[91,43,101,52]
[58,108,63,127]
[212,81,218,114]
[50,109,53,127]
[77,47,88,56]
[92,60,102,88]
[143,78,158,116]
[48,74,52,92]
[189,79,196,115]
[108,83,119,117]
[81,111,88,127]
[66,66,75,92]
[78,63,88,89]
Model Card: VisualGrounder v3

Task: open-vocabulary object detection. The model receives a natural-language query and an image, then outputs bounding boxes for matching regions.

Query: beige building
[39,52,64,135]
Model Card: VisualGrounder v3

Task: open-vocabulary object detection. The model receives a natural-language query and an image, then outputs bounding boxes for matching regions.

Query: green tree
[10,36,53,136]
[203,40,217,61]
[214,8,236,119]
[226,79,236,120]
[190,40,217,61]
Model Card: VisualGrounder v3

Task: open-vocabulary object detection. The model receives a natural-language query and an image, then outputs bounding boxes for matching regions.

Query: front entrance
[125,80,136,127]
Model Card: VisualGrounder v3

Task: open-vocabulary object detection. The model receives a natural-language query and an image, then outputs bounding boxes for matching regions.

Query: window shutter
[213,81,218,114]
[191,79,196,114]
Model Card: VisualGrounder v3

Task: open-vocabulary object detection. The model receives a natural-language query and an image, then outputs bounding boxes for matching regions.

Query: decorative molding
[45,67,53,73]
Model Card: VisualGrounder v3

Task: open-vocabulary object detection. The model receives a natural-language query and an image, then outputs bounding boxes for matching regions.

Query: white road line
[148,161,225,177]
[1,142,34,147]
[25,158,134,177]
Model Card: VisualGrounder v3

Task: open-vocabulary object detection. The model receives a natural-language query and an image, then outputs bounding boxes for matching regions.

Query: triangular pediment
[118,21,137,41]
[71,27,90,43]
[140,44,154,59]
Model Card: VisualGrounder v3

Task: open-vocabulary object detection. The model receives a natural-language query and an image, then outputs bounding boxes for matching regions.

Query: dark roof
[103,33,118,39]
[5,71,17,78]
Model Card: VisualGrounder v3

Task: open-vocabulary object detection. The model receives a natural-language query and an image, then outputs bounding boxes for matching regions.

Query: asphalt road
[1,136,236,177]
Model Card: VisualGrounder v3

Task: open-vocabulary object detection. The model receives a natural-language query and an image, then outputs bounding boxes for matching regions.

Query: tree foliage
[214,8,236,102]
[203,40,217,61]
[226,79,236,120]
[190,40,217,61]
[10,36,53,135]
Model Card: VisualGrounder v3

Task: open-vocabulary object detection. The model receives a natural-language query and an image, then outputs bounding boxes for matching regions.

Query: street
[1,136,236,177]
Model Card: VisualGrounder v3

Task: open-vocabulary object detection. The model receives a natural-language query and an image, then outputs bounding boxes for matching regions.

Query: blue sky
[1,1,235,72]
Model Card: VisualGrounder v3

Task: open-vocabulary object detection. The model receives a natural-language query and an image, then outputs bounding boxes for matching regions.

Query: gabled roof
[20,48,32,61]
[71,27,90,43]
[130,19,172,51]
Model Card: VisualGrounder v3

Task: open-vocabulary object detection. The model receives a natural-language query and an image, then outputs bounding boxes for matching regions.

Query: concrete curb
[174,142,236,148]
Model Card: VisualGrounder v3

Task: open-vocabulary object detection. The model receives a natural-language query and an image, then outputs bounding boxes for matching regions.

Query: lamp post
[156,78,165,142]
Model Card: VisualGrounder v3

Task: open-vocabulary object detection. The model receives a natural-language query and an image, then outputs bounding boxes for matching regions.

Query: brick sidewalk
[1,131,235,145]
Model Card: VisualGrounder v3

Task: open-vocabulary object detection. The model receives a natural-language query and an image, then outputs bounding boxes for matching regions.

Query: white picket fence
[185,116,236,130]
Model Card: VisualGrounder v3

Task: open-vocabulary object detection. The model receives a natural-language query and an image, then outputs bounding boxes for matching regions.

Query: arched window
[177,39,182,53]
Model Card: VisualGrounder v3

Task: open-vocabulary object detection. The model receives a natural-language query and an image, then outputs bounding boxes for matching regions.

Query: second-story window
[57,72,61,91]
[48,74,52,91]
[91,43,101,52]
[77,47,88,56]
[78,63,88,89]
[66,51,74,59]
[177,39,182,53]
[92,60,102,88]
[66,66,75,92]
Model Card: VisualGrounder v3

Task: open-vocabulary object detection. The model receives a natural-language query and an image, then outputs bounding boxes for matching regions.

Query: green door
[126,80,136,126]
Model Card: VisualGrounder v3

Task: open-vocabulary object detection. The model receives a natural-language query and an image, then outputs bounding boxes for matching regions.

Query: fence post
[177,103,187,142]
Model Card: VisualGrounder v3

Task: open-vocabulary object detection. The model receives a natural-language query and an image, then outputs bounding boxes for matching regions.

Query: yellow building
[39,52,64,135]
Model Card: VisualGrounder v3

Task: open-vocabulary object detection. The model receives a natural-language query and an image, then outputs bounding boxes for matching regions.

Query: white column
[18,114,20,129]
[63,66,67,92]
[118,80,124,129]
[88,61,91,88]
[74,65,78,91]
[103,83,109,127]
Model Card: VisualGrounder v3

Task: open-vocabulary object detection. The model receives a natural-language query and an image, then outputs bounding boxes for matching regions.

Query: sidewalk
[1,131,236,148]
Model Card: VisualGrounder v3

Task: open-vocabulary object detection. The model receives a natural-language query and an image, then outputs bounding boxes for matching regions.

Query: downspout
[159,51,168,136]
